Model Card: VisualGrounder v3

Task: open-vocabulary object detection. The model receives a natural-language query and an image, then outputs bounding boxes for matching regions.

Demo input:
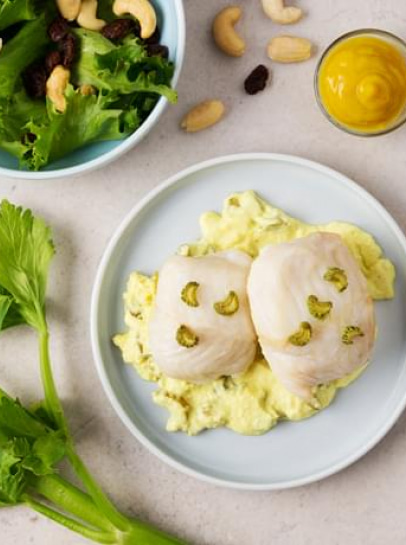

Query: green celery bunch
[0,200,186,545]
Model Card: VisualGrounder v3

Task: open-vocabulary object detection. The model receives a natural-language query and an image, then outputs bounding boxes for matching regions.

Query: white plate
[91,153,406,490]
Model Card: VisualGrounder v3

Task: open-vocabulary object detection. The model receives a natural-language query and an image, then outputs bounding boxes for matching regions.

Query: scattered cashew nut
[0,38,3,53]
[46,66,70,113]
[80,84,96,95]
[77,0,106,30]
[261,0,303,24]
[267,35,312,63]
[113,0,156,39]
[181,100,225,133]
[212,6,246,57]
[56,0,81,21]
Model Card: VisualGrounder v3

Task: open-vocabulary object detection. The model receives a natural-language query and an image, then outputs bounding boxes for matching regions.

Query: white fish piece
[149,251,257,382]
[248,232,376,399]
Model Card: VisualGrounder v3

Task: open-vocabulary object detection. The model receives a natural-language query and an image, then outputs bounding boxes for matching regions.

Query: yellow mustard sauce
[318,35,406,132]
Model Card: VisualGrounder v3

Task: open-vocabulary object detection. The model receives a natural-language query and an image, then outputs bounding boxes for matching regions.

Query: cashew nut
[46,66,70,113]
[181,100,225,133]
[77,0,106,30]
[80,84,96,95]
[0,38,3,53]
[113,0,156,39]
[267,35,312,63]
[56,0,81,21]
[261,0,303,24]
[212,6,245,57]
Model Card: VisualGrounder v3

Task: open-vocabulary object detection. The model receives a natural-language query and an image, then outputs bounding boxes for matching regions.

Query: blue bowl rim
[0,0,186,181]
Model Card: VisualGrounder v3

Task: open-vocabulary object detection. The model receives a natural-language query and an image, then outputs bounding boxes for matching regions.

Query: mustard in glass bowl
[315,29,406,136]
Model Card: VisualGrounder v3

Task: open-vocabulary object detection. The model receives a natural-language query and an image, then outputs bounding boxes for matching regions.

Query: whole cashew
[80,84,96,95]
[46,66,70,113]
[181,100,225,133]
[261,0,303,24]
[77,0,106,30]
[56,0,81,21]
[267,35,312,62]
[0,38,3,53]
[113,0,156,39]
[212,6,245,57]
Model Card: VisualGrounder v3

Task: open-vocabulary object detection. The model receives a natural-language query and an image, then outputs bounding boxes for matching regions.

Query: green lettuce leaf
[0,14,50,98]
[0,0,40,31]
[0,85,140,170]
[21,85,140,170]
[0,90,47,162]
[73,30,177,103]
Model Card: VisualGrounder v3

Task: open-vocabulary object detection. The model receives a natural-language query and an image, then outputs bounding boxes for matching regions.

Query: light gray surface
[2,0,406,543]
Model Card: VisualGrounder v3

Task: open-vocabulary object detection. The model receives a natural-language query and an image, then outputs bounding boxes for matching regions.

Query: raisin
[21,132,37,145]
[45,50,62,75]
[146,44,169,59]
[244,65,270,95]
[59,34,76,68]
[101,18,140,40]
[22,63,47,98]
[48,17,70,42]
[143,26,160,45]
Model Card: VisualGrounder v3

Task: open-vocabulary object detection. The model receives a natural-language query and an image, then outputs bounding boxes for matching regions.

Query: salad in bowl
[0,0,182,174]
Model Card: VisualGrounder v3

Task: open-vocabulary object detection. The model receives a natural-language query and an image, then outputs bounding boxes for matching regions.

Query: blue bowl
[0,0,185,180]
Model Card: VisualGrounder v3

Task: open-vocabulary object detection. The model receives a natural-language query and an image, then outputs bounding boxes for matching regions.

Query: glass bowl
[315,29,406,137]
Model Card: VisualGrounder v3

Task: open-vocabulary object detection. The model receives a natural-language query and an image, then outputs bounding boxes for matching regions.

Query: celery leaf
[0,201,54,330]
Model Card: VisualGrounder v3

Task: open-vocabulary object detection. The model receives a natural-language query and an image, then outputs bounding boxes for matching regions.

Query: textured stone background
[2,0,406,543]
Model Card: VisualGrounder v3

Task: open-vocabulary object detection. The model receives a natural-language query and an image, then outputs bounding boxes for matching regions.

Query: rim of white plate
[0,0,186,181]
[90,152,406,490]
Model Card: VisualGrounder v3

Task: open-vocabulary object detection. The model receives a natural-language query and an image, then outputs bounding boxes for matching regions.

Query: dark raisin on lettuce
[45,50,62,75]
[59,33,76,68]
[22,63,47,98]
[244,65,270,95]
[146,44,169,59]
[21,133,37,145]
[48,17,70,42]
[101,18,140,40]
